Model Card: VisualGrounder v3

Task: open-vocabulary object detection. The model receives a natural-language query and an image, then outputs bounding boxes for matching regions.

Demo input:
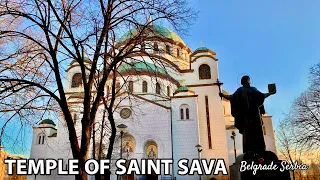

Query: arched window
[116,82,121,91]
[166,45,171,55]
[141,43,145,51]
[145,141,157,159]
[177,48,180,58]
[73,113,77,125]
[154,42,159,52]
[122,135,136,154]
[180,109,184,120]
[180,104,190,120]
[205,95,212,149]
[122,140,135,153]
[167,86,170,96]
[71,73,82,88]
[142,81,148,93]
[38,134,45,145]
[185,53,188,61]
[263,126,266,135]
[186,108,190,119]
[156,83,161,94]
[38,136,42,144]
[128,81,134,93]
[106,85,110,96]
[199,64,211,79]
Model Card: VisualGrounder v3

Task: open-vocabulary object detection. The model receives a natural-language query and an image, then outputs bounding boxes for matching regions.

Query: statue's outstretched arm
[219,92,232,100]
[264,93,270,98]
[264,92,275,98]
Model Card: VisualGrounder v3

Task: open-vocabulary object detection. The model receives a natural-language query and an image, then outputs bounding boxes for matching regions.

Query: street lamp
[195,144,202,180]
[117,124,127,180]
[117,124,127,159]
[230,131,237,162]
[126,149,129,180]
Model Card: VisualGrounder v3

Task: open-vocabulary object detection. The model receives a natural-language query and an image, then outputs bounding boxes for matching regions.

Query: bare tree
[276,118,306,180]
[0,0,196,179]
[288,62,320,147]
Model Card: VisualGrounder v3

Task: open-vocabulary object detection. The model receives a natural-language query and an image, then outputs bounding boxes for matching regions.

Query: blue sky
[184,0,320,124]
[2,0,320,157]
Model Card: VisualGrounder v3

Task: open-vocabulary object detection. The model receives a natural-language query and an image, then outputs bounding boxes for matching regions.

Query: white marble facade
[28,26,276,180]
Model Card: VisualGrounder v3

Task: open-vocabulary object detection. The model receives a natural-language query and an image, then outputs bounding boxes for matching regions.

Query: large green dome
[118,25,186,46]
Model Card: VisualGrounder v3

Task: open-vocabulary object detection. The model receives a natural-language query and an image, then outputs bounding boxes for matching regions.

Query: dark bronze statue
[219,76,276,153]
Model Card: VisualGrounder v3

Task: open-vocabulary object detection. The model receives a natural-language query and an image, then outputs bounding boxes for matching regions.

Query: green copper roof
[118,25,186,46]
[39,119,56,126]
[176,86,189,91]
[195,47,209,51]
[118,62,168,75]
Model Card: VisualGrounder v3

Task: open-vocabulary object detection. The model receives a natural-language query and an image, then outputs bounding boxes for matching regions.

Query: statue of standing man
[219,76,276,153]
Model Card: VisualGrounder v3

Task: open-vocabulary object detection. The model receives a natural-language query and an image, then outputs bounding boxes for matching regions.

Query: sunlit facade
[28,25,276,180]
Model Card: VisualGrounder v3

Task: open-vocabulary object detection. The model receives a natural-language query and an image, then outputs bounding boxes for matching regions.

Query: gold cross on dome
[180,79,186,87]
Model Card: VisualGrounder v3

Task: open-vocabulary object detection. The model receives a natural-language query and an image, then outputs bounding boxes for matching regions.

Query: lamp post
[126,149,129,180]
[117,124,127,180]
[195,144,202,180]
[230,131,237,162]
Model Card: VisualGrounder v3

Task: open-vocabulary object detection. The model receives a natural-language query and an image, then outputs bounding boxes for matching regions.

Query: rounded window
[120,108,132,119]
[71,73,82,88]
[199,64,211,79]
[142,81,148,93]
[180,104,190,120]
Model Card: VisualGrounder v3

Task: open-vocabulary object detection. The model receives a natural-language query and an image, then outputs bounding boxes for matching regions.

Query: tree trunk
[75,168,88,180]
[76,116,93,180]
[104,112,117,180]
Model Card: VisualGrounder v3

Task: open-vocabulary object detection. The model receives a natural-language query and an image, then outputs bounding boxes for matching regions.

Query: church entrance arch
[144,141,158,180]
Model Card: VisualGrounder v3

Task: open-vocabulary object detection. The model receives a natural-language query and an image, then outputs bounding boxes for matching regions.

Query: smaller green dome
[194,47,209,51]
[40,119,56,126]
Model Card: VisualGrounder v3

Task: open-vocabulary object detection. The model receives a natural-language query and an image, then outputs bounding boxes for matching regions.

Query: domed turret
[39,119,56,126]
[194,47,209,51]
[192,46,216,56]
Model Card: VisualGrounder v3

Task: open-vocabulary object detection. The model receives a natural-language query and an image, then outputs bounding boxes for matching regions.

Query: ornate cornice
[117,69,180,87]
[190,49,216,57]
[170,95,198,98]
[186,82,223,87]
[190,55,218,63]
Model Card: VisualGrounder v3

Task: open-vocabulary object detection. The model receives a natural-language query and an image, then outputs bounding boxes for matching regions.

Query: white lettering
[177,159,189,175]
[4,159,16,175]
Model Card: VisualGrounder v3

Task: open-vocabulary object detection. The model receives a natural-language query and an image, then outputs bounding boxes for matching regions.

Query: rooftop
[118,25,186,46]
[118,62,168,75]
[39,119,56,126]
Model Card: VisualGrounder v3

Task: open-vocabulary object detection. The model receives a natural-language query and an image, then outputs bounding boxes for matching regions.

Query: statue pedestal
[230,154,244,180]
[230,151,291,180]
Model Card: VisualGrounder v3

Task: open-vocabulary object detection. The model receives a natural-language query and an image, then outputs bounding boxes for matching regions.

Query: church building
[28,25,276,180]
